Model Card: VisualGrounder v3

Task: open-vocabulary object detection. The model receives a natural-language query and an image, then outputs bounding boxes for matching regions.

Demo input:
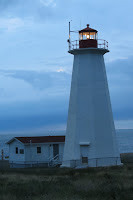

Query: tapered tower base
[62,48,121,168]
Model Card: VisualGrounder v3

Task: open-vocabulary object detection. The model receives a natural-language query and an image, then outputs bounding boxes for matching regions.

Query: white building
[7,136,65,168]
[62,24,121,168]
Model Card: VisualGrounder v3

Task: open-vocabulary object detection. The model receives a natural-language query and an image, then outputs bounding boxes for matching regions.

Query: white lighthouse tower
[62,24,121,168]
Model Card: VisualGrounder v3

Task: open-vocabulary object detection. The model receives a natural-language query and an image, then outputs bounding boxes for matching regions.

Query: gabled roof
[7,136,65,144]
[79,24,98,33]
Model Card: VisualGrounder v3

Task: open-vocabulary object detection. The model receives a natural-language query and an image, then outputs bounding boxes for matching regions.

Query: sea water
[0,129,133,158]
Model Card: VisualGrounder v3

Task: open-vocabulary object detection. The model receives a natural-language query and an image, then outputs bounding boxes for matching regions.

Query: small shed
[7,136,65,168]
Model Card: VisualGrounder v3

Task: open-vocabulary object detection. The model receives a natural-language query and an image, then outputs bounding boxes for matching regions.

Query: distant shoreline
[0,129,133,136]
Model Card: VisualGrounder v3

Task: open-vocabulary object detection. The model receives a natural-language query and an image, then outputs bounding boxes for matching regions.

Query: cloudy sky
[0,0,133,134]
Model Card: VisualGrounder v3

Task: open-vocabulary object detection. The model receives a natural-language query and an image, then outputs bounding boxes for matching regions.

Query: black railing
[68,39,108,51]
[98,39,108,49]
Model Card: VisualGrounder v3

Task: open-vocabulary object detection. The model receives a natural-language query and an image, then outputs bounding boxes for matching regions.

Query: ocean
[0,129,133,159]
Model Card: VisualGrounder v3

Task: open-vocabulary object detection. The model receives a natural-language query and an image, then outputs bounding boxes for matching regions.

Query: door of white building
[80,145,89,164]
[53,144,59,159]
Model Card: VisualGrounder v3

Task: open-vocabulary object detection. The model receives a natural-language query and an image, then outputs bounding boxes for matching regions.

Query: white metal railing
[49,154,63,161]
[48,155,53,161]
[52,154,59,160]
[48,154,60,161]
[68,39,108,51]
[48,154,63,167]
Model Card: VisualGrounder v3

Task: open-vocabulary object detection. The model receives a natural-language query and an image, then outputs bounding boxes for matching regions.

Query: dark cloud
[0,56,133,132]
[0,0,57,21]
[0,114,67,132]
[0,0,132,30]
[0,0,17,6]
[0,0,132,132]
[106,56,133,120]
[0,69,70,132]
[0,0,19,10]
[0,100,68,132]
[0,70,71,90]
[1,54,133,122]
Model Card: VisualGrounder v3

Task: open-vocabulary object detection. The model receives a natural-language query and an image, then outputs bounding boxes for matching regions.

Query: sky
[0,0,133,134]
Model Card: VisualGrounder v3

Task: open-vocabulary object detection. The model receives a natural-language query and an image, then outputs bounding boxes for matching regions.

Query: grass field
[0,165,133,199]
[0,154,133,200]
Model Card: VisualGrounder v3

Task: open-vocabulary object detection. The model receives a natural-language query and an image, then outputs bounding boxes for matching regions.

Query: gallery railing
[68,39,108,51]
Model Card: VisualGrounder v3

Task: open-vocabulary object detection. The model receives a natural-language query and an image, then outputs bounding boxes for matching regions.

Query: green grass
[0,164,133,200]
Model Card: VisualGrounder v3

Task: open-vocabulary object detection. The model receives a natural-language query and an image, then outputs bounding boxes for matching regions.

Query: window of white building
[37,147,41,154]
[16,147,18,154]
[20,149,24,154]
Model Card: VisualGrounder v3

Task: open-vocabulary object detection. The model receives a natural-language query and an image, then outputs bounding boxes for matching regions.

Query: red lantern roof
[79,24,98,33]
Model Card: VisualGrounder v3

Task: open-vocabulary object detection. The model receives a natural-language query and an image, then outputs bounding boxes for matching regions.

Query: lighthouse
[62,24,121,168]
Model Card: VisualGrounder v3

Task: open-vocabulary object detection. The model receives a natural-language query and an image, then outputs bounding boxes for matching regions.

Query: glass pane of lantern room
[79,33,83,40]
[86,33,90,39]
[83,33,86,40]
[83,32,90,40]
[90,32,94,39]
[95,33,97,39]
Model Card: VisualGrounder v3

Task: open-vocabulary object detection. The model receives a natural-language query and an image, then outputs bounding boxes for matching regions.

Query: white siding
[9,140,25,163]
[59,143,64,160]
[25,144,50,162]
[25,143,65,162]
[62,48,121,168]
[9,141,65,164]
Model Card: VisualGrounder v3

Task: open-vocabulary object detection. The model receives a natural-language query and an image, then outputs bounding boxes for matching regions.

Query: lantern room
[79,24,98,48]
